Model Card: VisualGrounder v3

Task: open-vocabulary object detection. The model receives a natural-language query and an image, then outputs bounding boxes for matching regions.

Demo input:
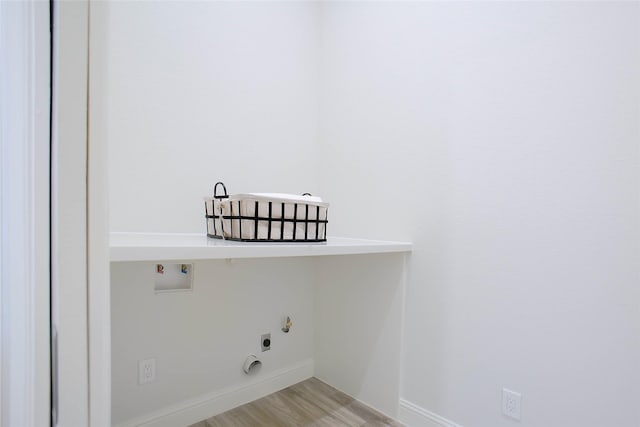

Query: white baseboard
[115,359,314,427]
[398,399,463,427]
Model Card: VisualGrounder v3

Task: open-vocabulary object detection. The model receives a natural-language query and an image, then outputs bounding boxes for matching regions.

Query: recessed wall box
[154,263,193,293]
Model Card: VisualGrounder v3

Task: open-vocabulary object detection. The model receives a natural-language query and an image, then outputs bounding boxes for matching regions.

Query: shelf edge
[110,233,412,262]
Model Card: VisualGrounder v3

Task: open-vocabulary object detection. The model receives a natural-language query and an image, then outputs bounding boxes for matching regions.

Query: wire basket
[204,182,329,242]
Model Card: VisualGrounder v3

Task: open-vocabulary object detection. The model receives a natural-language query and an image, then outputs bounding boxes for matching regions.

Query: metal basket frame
[204,182,328,243]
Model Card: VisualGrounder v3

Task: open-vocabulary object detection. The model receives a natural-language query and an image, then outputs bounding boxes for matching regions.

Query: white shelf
[110,232,412,262]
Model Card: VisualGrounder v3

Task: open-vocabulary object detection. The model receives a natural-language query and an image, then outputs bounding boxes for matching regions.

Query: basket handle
[214,182,229,199]
[302,193,312,196]
[212,182,228,240]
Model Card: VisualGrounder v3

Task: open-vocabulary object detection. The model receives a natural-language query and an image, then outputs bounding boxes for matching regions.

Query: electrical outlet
[502,388,521,421]
[261,333,271,352]
[139,358,156,385]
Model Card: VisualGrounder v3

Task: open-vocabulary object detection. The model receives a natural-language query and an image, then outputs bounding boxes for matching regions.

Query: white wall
[103,1,321,233]
[319,2,640,426]
[314,254,406,418]
[102,1,640,426]
[110,258,315,424]
[98,2,323,424]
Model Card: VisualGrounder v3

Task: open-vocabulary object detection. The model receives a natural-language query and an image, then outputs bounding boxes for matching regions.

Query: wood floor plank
[190,377,403,427]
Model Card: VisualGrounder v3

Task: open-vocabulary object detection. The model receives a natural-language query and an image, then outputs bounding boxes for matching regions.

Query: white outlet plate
[502,388,522,420]
[139,358,156,385]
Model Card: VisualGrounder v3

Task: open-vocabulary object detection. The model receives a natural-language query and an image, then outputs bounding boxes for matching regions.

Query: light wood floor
[189,377,404,427]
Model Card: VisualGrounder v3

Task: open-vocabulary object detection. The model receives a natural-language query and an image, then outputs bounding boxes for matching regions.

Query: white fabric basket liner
[233,193,328,206]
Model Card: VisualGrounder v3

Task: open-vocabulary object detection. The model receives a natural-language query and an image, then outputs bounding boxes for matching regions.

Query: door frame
[0,1,111,426]
[0,1,52,425]
[51,1,111,426]
[51,1,89,425]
